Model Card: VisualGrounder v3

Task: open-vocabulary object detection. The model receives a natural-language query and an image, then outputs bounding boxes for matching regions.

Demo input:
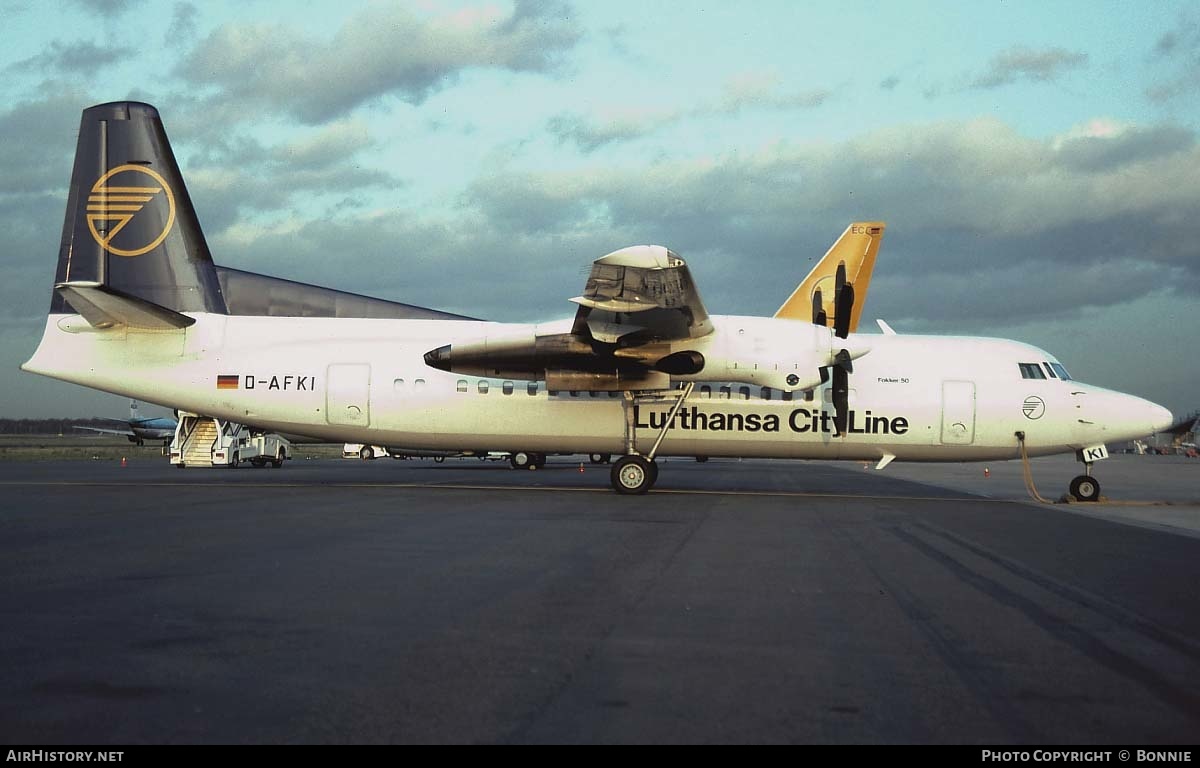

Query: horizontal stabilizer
[55,281,195,330]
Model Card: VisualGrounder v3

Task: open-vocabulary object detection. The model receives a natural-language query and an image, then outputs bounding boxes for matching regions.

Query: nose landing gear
[1068,473,1101,503]
[1017,432,1106,503]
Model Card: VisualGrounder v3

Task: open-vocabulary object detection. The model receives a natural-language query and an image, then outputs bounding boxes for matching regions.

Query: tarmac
[0,453,1197,743]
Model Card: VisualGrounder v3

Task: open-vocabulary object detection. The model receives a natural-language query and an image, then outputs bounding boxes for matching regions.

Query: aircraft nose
[1148,402,1174,435]
[1124,396,1174,438]
[1079,391,1175,442]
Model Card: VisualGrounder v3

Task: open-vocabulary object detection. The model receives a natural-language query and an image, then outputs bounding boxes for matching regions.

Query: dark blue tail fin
[51,101,226,315]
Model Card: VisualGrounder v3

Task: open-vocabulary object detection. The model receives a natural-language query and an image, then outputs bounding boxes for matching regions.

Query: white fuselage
[23,313,1170,462]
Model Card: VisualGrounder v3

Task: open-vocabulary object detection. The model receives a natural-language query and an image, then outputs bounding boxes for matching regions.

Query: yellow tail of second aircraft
[775,222,885,333]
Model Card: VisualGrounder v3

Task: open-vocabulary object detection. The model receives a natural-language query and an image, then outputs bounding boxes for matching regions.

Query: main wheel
[611,455,655,495]
[510,451,532,470]
[360,446,375,461]
[1069,475,1101,502]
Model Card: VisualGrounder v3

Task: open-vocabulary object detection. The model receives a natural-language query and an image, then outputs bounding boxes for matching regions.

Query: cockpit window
[1048,362,1072,380]
[1019,363,1046,380]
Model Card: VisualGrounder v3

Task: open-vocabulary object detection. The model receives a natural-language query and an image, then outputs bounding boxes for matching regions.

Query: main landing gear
[509,451,546,471]
[608,382,694,495]
[611,455,659,494]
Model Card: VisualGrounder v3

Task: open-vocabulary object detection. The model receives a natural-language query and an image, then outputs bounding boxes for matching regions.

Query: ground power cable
[1017,432,1056,504]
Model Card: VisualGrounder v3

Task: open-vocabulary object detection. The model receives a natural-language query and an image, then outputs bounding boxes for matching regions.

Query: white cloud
[971,46,1088,89]
[176,1,581,123]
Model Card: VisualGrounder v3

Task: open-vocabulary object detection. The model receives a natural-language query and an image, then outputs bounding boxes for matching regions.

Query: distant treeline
[0,418,118,435]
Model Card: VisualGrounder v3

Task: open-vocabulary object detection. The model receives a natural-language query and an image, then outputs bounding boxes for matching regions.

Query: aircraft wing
[425,246,713,390]
[73,425,136,438]
[424,238,872,395]
[569,245,712,343]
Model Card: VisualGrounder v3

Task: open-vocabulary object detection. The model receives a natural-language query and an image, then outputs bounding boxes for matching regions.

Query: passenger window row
[447,379,816,401]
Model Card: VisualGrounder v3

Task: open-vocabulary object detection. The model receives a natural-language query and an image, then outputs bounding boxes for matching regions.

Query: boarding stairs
[180,418,218,467]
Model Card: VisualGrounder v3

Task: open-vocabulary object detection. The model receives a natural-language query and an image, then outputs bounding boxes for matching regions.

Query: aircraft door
[940,380,976,445]
[326,363,371,426]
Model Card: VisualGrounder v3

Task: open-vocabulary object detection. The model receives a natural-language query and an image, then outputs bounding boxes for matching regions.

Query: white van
[342,443,389,460]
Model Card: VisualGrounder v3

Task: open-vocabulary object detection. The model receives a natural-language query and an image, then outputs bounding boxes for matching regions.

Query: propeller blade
[832,364,849,436]
[811,288,826,327]
[834,283,855,339]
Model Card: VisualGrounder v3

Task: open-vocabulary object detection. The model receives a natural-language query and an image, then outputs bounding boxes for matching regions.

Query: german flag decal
[216,375,239,390]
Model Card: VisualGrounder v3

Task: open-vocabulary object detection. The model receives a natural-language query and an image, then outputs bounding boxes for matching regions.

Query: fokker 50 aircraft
[23,102,1173,496]
[73,399,176,445]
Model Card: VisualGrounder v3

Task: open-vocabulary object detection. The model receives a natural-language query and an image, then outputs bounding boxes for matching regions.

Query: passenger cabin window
[502,381,514,395]
[527,381,539,396]
[394,378,405,390]
[478,381,489,394]
[700,385,712,399]
[719,385,731,400]
[414,378,425,391]
[760,387,772,401]
[457,380,468,393]
[781,390,793,402]
[1019,363,1046,380]
[738,386,750,400]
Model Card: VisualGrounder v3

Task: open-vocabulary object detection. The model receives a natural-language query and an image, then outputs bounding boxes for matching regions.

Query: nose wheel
[1069,474,1101,503]
[611,455,658,495]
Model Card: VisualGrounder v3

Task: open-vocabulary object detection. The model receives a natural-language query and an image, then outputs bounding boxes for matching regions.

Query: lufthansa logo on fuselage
[86,164,176,257]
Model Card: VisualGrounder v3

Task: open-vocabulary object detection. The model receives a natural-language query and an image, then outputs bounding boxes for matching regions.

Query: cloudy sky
[2,0,1198,420]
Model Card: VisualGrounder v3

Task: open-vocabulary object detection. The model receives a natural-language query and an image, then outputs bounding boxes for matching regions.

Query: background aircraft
[73,400,176,446]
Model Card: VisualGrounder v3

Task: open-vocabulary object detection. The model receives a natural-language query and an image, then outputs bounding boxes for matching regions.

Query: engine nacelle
[675,316,862,392]
[423,315,869,392]
[423,321,597,379]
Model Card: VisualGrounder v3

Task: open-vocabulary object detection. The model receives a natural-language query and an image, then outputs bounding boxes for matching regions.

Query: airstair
[179,417,218,467]
[170,413,291,468]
